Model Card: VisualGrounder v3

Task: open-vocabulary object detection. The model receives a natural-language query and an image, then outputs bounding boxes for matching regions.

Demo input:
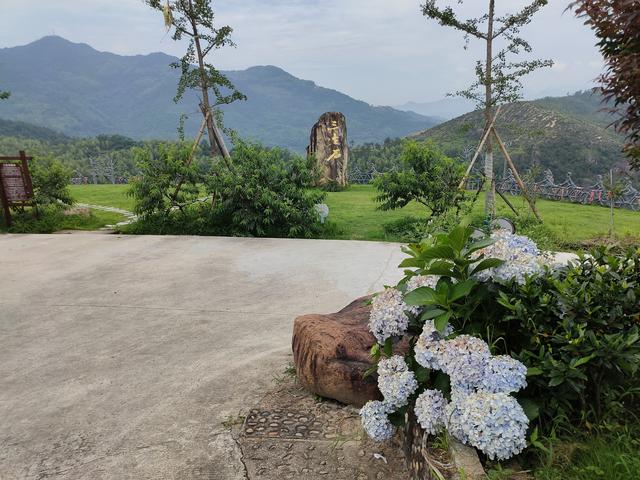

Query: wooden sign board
[0,151,35,226]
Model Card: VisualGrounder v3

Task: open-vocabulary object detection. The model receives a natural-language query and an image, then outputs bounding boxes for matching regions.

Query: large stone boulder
[292,296,380,407]
[306,112,349,188]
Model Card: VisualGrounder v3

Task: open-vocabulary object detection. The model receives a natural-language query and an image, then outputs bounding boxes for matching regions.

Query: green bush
[496,247,640,430]
[30,156,73,207]
[374,140,465,217]
[128,141,201,218]
[400,228,640,434]
[128,139,326,238]
[206,140,326,238]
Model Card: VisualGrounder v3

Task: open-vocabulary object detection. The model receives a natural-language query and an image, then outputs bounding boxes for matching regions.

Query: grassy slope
[70,184,640,243]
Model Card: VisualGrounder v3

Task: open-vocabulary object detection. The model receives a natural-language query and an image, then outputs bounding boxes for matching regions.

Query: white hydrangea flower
[414,320,453,370]
[369,287,410,344]
[473,230,549,284]
[360,400,396,442]
[481,355,528,394]
[377,356,418,408]
[414,389,447,435]
[456,392,529,461]
[406,274,438,292]
[440,335,491,392]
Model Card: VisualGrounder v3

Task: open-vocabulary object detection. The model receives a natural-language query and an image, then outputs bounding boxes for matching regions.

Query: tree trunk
[188,1,231,166]
[484,0,496,215]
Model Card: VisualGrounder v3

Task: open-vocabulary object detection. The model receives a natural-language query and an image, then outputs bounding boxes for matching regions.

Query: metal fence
[348,166,640,211]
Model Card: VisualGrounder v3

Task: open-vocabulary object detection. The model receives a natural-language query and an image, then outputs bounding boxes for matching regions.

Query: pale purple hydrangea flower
[414,389,447,435]
[414,320,453,370]
[405,274,439,292]
[455,392,529,461]
[474,230,549,284]
[481,355,528,394]
[360,400,396,442]
[368,287,409,344]
[404,275,439,315]
[444,388,470,443]
[377,356,418,408]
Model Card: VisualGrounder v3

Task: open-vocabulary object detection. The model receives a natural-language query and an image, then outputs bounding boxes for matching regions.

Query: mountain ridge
[0,36,440,151]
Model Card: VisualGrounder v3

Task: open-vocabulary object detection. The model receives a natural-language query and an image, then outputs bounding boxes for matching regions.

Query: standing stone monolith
[307,112,349,188]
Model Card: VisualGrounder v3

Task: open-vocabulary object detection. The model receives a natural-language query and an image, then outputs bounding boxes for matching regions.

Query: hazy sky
[1,0,603,106]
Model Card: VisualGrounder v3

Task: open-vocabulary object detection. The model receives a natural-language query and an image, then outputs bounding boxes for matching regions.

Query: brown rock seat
[292,296,380,407]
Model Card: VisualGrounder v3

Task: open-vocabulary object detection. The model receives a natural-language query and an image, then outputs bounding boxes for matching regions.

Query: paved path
[0,234,405,479]
[75,203,137,229]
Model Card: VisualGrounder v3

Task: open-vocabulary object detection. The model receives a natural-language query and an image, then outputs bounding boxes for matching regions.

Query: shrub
[128,139,326,238]
[30,156,73,207]
[128,141,201,218]
[496,247,640,429]
[360,226,639,461]
[206,140,326,238]
[374,141,465,218]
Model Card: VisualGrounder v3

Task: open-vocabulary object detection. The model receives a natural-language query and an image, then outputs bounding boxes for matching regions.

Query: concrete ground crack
[366,247,398,294]
[233,436,250,480]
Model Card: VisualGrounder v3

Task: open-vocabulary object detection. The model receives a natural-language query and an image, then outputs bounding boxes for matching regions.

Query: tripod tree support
[457,106,502,190]
[493,128,542,222]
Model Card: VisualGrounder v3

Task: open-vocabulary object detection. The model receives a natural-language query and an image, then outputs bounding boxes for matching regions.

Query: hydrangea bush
[360,226,556,461]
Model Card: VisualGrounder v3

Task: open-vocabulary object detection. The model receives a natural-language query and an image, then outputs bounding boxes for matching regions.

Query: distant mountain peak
[0,36,439,150]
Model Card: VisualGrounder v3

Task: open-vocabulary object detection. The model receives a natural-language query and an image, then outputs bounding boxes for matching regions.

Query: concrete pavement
[0,234,405,479]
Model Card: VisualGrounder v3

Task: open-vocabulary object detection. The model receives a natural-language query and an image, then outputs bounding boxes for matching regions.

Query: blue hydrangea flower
[455,392,529,461]
[481,355,528,394]
[377,356,418,408]
[414,389,447,435]
[360,400,396,442]
[440,335,490,392]
[369,288,410,344]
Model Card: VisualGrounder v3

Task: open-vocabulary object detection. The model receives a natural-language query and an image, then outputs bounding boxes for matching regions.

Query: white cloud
[1,0,604,105]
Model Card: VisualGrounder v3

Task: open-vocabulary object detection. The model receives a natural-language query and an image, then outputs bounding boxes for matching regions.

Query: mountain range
[0,36,440,151]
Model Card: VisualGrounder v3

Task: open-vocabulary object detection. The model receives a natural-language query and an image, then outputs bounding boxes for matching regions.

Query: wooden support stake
[458,105,502,190]
[171,111,210,205]
[493,128,543,222]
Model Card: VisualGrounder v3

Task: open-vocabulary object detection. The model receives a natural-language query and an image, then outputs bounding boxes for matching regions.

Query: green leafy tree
[422,0,553,213]
[0,90,9,100]
[374,141,465,218]
[146,0,246,164]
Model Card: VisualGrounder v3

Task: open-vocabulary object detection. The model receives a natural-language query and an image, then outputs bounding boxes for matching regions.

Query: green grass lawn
[70,184,135,211]
[69,183,640,244]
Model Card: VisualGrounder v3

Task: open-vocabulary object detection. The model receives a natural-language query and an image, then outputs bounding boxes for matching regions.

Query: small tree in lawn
[374,141,465,218]
[570,0,640,170]
[421,1,553,214]
[146,0,246,166]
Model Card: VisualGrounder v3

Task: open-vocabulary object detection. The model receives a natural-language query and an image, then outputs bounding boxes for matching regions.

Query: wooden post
[458,106,502,190]
[0,164,11,227]
[492,128,543,222]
